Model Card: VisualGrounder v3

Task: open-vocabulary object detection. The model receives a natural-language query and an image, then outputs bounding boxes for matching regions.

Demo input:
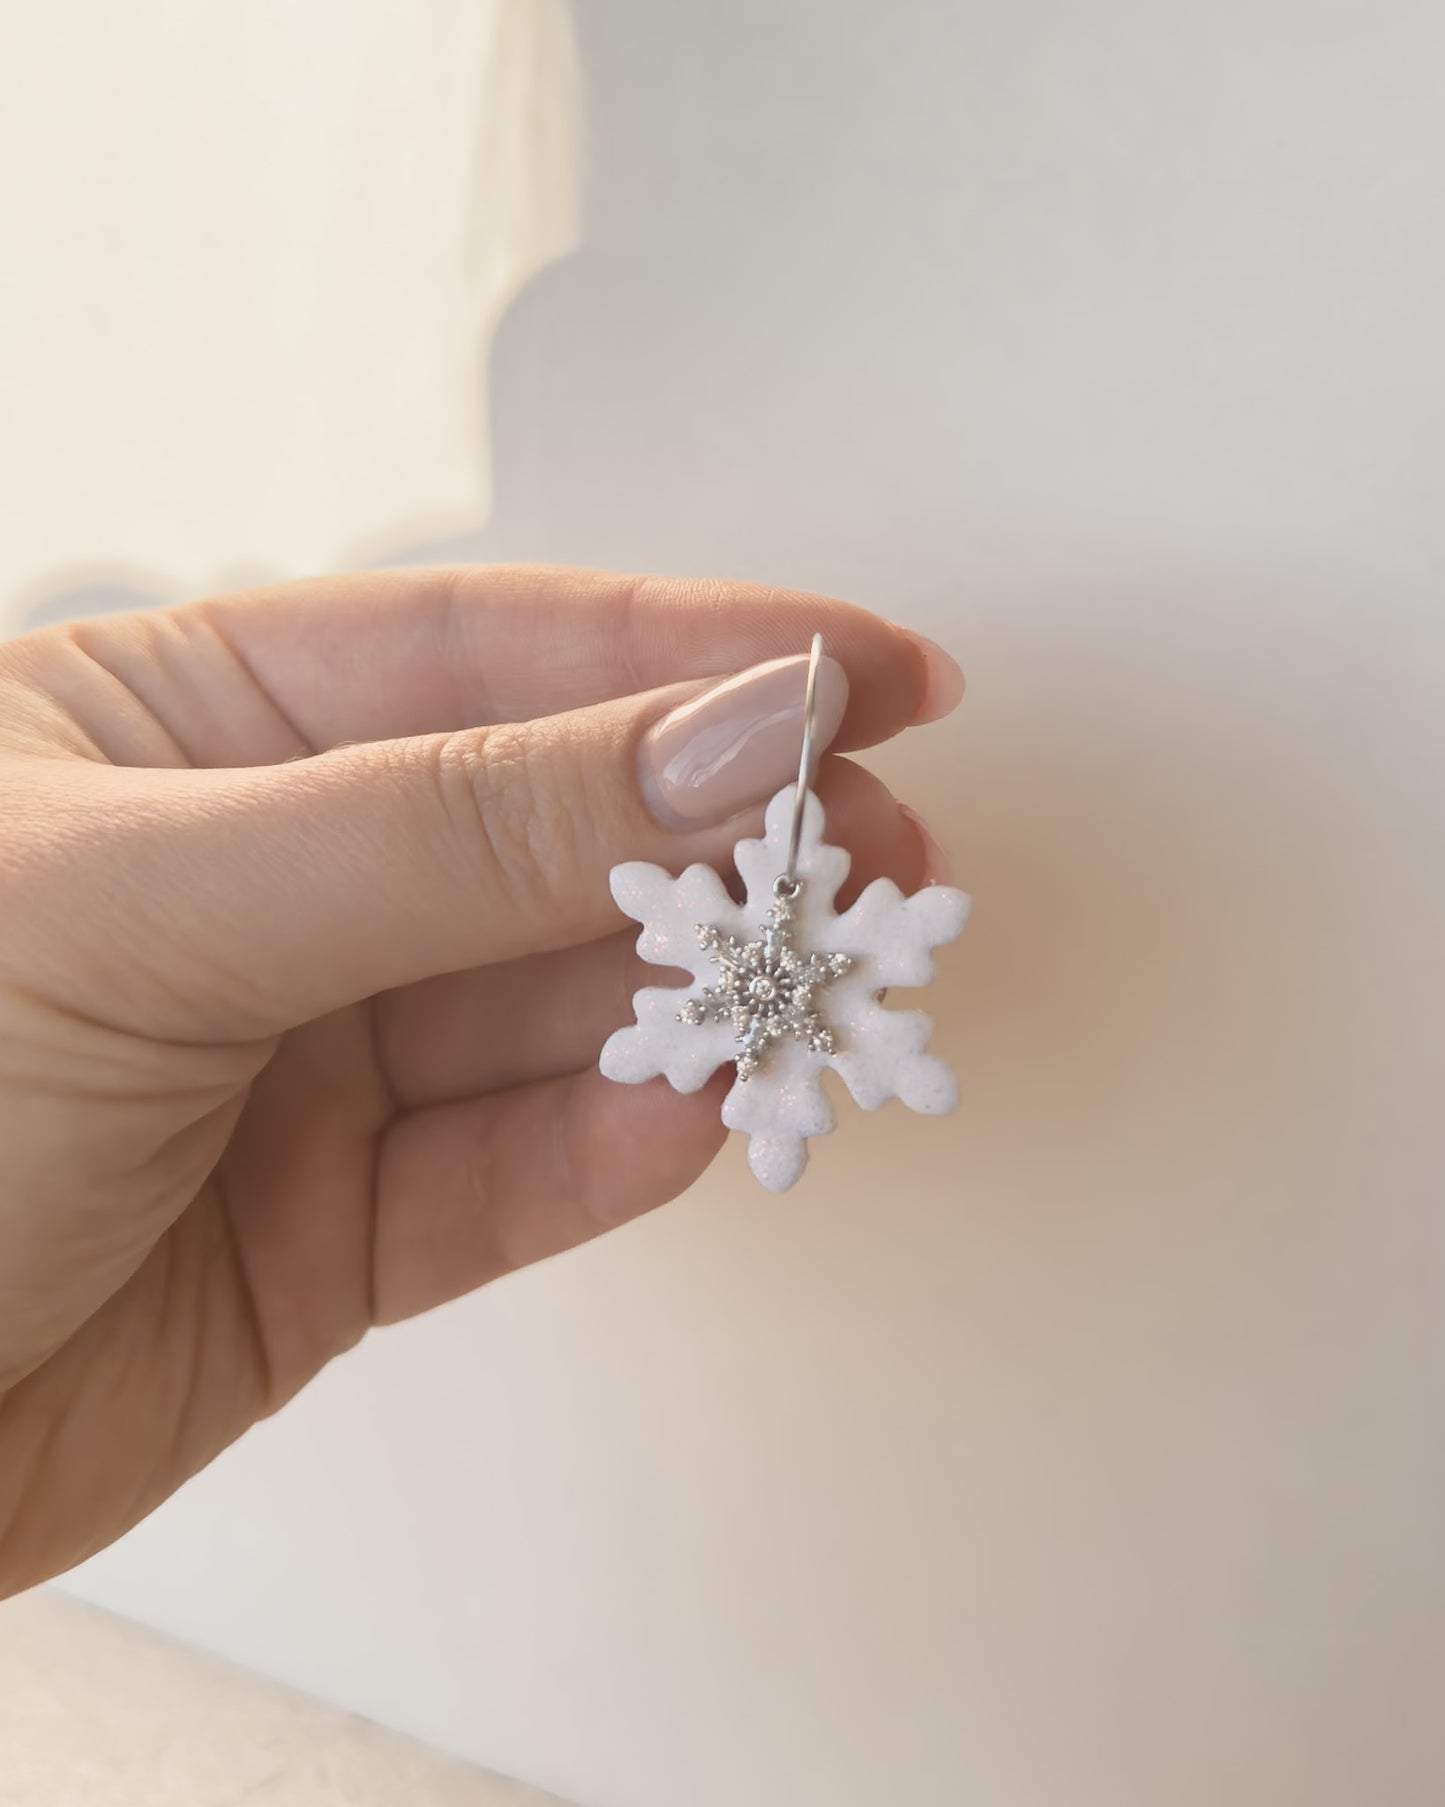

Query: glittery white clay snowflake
[599,784,969,1191]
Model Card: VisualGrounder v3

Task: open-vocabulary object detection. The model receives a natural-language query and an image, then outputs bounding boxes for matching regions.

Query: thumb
[83,654,851,1038]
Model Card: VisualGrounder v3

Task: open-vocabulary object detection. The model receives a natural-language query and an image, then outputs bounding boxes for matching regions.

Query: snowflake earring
[600,635,969,1191]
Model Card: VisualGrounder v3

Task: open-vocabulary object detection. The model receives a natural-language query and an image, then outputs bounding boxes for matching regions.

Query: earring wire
[779,631,825,894]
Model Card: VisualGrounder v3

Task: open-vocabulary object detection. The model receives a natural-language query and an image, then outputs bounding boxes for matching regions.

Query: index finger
[190,564,961,753]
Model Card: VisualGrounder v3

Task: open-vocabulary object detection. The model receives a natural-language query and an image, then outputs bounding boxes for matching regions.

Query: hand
[0,565,962,1595]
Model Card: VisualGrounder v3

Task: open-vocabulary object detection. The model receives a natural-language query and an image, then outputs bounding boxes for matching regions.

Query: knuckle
[0,777,88,965]
[433,724,583,914]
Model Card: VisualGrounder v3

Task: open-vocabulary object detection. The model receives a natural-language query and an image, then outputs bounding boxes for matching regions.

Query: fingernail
[903,630,966,724]
[641,654,849,828]
[900,803,956,885]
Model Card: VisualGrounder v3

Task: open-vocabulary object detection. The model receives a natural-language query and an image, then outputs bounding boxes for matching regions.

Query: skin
[0,565,960,1598]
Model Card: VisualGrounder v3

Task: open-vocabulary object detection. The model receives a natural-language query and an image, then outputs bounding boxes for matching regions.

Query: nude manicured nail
[903,631,966,724]
[900,803,955,885]
[641,654,849,829]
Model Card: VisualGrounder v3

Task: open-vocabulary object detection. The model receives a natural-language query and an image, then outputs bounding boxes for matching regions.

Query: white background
[62,3,1445,1805]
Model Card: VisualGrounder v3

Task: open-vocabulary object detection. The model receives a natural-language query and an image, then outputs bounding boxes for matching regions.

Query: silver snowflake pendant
[600,784,969,1192]
[678,879,853,1080]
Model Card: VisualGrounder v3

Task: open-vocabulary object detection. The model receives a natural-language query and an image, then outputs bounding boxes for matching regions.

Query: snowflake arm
[608,859,745,970]
[823,877,970,988]
[599,861,745,1092]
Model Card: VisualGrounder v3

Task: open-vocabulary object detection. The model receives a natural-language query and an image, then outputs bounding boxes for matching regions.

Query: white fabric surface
[0,0,580,626]
[0,1589,574,1806]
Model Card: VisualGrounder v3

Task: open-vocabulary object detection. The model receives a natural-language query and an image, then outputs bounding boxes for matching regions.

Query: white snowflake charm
[599,781,969,1191]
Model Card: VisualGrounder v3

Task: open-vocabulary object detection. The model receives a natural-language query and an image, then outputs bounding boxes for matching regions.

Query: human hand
[0,566,962,1594]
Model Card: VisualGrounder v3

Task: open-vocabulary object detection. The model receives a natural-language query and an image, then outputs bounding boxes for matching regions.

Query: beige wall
[57,3,1445,1805]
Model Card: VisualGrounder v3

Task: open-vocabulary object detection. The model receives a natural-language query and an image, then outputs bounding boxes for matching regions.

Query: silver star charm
[677,880,853,1080]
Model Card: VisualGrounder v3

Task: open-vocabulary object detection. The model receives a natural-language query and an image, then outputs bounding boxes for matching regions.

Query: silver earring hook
[778,632,825,897]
